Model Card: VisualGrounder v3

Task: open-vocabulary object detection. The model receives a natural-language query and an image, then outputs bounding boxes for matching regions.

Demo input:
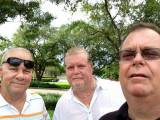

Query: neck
[0,88,26,113]
[73,78,96,108]
[127,96,160,120]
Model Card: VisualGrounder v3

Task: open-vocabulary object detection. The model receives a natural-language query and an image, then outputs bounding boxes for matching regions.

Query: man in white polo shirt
[0,47,50,120]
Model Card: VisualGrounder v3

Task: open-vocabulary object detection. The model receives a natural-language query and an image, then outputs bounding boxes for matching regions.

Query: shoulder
[26,89,43,100]
[99,110,118,120]
[56,89,71,104]
[97,78,121,90]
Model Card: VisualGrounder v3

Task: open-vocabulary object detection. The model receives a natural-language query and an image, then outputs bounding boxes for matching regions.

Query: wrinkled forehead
[121,29,160,50]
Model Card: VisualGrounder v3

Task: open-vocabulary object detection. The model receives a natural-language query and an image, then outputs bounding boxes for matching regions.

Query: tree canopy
[1,0,160,80]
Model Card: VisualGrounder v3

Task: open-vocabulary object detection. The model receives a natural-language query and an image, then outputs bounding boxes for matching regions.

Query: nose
[16,64,25,81]
[132,52,145,66]
[73,67,80,74]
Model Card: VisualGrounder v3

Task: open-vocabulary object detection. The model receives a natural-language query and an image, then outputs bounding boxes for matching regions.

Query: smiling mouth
[13,82,24,85]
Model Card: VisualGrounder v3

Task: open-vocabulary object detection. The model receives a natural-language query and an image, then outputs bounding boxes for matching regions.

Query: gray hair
[1,47,33,65]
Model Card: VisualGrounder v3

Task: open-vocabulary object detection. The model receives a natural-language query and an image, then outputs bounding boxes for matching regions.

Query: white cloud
[0,1,88,39]
[41,1,88,27]
[0,19,21,39]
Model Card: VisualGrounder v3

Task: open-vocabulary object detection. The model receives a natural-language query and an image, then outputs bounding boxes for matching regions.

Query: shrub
[41,77,59,82]
[30,81,70,89]
[32,77,59,82]
[30,81,59,88]
[39,93,61,110]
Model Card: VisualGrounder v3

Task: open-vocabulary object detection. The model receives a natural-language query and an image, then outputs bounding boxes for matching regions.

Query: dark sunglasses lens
[24,61,34,69]
[6,57,34,69]
[142,49,160,60]
[120,51,135,61]
[8,57,21,66]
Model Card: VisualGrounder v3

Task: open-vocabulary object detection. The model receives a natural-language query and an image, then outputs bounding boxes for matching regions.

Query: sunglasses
[3,57,34,69]
[119,48,160,62]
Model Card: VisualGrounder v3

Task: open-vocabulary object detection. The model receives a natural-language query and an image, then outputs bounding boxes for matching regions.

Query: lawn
[48,110,54,119]
[49,81,69,85]
[30,81,70,89]
[48,82,70,89]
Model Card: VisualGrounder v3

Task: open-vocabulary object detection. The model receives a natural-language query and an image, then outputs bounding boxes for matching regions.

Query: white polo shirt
[0,89,50,120]
[53,78,125,120]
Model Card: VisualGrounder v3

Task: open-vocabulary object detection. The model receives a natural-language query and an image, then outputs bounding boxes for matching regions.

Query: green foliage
[45,66,63,78]
[30,81,58,88]
[0,38,11,61]
[52,0,160,77]
[47,110,54,119]
[2,0,160,79]
[42,77,59,82]
[39,93,61,110]
[52,82,70,89]
[30,81,70,89]
[101,61,119,80]
[12,23,60,81]
[0,0,40,24]
[32,77,59,82]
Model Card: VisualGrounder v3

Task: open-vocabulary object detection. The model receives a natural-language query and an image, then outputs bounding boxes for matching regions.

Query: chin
[72,82,85,89]
[129,87,152,97]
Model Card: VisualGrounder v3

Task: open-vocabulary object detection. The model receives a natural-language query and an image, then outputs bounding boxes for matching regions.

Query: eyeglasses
[2,57,34,69]
[119,48,160,62]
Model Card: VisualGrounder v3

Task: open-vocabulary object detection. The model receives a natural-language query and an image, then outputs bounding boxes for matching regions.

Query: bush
[41,77,59,82]
[30,81,70,89]
[32,77,59,82]
[39,93,61,110]
[30,81,59,88]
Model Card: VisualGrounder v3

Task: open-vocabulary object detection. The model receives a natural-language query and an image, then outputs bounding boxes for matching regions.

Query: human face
[119,29,160,98]
[0,50,33,96]
[65,52,93,89]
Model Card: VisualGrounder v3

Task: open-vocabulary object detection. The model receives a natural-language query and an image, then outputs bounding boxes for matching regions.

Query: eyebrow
[121,46,160,51]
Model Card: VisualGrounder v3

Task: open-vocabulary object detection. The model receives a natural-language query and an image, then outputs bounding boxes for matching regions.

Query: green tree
[0,0,40,24]
[50,0,160,79]
[45,66,60,78]
[12,17,62,81]
[0,37,11,63]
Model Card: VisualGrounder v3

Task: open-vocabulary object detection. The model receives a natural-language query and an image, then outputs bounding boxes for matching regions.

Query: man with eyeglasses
[100,23,160,120]
[0,48,50,120]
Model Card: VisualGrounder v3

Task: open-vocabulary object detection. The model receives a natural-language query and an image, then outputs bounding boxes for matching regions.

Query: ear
[90,64,93,73]
[0,67,3,78]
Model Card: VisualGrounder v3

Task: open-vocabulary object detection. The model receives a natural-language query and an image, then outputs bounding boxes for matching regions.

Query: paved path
[29,88,68,95]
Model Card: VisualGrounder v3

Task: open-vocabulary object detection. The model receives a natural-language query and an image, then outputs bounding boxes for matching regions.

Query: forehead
[65,52,88,63]
[122,29,160,50]
[5,50,32,61]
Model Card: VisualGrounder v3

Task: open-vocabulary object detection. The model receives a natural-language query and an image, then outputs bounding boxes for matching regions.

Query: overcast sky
[0,1,88,39]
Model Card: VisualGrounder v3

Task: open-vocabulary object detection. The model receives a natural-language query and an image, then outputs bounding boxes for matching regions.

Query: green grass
[48,110,54,119]
[30,81,70,89]
[48,82,70,89]
[48,82,69,85]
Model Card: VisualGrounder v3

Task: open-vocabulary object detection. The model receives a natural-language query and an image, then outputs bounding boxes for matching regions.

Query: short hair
[120,23,160,50]
[1,47,33,65]
[128,22,160,35]
[64,46,92,66]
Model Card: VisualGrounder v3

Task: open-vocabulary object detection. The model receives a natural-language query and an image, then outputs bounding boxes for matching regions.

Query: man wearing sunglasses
[100,23,160,120]
[0,48,50,120]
